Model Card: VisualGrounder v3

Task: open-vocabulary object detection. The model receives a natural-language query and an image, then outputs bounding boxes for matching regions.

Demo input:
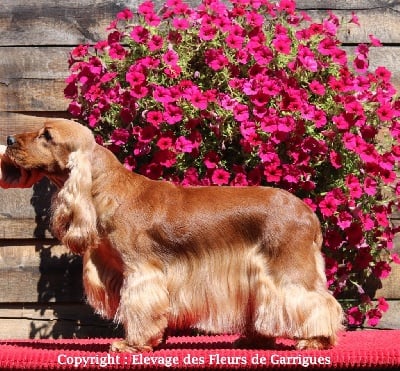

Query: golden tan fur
[3,119,343,351]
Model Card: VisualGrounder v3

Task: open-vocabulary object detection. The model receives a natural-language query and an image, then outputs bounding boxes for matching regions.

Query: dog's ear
[51,147,98,255]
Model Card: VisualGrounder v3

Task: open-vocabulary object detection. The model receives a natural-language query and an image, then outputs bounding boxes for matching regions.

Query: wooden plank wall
[0,0,399,339]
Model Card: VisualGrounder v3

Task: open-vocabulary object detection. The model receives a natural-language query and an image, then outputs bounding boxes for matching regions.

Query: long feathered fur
[5,119,343,352]
[51,149,98,254]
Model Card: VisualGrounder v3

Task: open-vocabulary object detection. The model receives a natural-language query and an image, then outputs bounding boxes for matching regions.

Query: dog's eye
[40,129,52,141]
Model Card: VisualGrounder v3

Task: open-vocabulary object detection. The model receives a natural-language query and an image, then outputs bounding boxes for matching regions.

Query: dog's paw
[296,337,332,350]
[110,340,153,353]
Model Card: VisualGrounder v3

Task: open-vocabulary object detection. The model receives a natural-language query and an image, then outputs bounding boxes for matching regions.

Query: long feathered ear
[51,148,98,255]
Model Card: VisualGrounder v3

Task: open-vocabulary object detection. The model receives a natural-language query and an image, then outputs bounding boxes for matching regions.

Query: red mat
[0,331,399,370]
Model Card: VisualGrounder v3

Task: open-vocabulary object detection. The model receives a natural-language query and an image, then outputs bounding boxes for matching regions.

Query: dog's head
[6,119,98,254]
[6,119,96,180]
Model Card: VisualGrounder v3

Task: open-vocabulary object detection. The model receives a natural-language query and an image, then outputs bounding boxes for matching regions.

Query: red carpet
[0,331,399,369]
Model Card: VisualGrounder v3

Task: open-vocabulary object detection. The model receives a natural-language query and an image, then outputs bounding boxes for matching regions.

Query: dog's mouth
[1,152,25,184]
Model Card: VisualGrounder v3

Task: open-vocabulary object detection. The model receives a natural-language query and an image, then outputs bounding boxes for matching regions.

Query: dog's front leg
[111,262,169,352]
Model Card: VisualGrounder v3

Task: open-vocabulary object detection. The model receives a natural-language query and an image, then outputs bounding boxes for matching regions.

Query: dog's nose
[7,135,16,146]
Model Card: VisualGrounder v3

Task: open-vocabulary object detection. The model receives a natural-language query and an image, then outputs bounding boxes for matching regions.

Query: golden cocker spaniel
[2,119,343,351]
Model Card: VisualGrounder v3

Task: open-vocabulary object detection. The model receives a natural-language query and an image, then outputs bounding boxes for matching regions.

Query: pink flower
[377,103,395,121]
[146,110,164,127]
[163,49,179,66]
[353,55,368,73]
[153,86,174,103]
[375,66,391,82]
[71,44,88,58]
[372,261,391,279]
[226,34,244,49]
[175,136,195,153]
[329,151,342,169]
[144,12,160,27]
[211,168,230,185]
[264,164,282,183]
[205,49,229,71]
[148,35,164,51]
[273,36,291,54]
[337,211,352,230]
[231,172,249,186]
[278,0,296,14]
[246,12,264,27]
[363,177,377,196]
[346,174,363,199]
[163,104,183,125]
[354,248,372,269]
[199,25,217,41]
[153,149,176,168]
[117,8,133,20]
[130,26,149,43]
[349,12,360,26]
[377,297,389,312]
[375,208,389,227]
[204,151,220,169]
[346,223,363,246]
[369,34,382,46]
[190,91,208,110]
[319,192,340,217]
[111,128,130,146]
[252,46,273,65]
[309,80,326,95]
[156,135,173,150]
[173,18,189,30]
[68,101,81,116]
[233,103,249,122]
[138,1,154,16]
[126,70,146,87]
[366,308,382,327]
[347,306,364,326]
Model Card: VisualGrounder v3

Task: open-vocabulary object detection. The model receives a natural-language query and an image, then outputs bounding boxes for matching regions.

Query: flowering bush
[65,0,400,327]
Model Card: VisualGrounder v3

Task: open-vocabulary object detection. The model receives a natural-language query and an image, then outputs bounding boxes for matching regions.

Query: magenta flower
[173,18,190,30]
[211,168,230,185]
[319,192,340,217]
[377,103,395,121]
[163,49,179,66]
[347,306,364,326]
[273,35,292,54]
[146,111,164,127]
[126,70,146,87]
[111,128,130,146]
[366,308,382,327]
[163,104,183,124]
[190,91,208,110]
[131,26,149,43]
[309,80,326,95]
[204,151,220,169]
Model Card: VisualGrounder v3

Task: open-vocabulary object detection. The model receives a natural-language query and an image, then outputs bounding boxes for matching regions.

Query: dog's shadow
[29,178,123,340]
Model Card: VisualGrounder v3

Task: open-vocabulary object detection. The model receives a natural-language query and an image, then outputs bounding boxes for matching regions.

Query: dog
[3,119,343,351]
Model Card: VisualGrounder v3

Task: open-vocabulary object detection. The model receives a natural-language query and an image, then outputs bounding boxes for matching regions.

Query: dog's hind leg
[290,288,344,349]
[249,246,343,349]
[243,254,284,348]
[111,262,170,352]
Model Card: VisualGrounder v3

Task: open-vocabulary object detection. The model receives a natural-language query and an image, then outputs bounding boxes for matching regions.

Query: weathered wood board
[0,304,122,339]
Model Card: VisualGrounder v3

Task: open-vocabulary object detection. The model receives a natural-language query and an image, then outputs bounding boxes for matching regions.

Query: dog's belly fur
[166,245,263,333]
